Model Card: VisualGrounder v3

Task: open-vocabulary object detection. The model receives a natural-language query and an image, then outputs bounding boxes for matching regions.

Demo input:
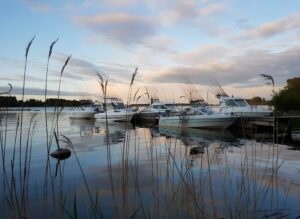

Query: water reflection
[159,126,238,146]
[1,112,300,218]
[291,129,300,142]
[69,118,95,136]
[158,127,246,168]
[68,119,134,152]
[0,111,17,119]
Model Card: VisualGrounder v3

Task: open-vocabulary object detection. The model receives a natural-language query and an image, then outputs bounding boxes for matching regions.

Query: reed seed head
[25,36,35,59]
[48,38,59,60]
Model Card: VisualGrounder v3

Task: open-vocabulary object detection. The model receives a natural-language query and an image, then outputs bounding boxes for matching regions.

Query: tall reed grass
[0,39,299,219]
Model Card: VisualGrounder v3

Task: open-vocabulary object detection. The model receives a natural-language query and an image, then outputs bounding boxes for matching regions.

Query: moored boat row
[68,95,274,130]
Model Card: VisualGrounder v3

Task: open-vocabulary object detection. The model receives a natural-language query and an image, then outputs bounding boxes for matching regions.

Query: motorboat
[218,95,272,118]
[69,106,97,119]
[184,99,214,115]
[159,109,238,129]
[132,98,175,124]
[95,97,134,122]
[148,99,172,114]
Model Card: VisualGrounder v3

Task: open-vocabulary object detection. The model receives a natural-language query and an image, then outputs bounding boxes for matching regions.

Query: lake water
[1,110,300,218]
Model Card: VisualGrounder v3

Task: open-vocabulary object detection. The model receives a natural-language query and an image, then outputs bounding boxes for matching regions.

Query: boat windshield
[235,99,248,107]
[152,104,168,109]
[224,99,238,107]
[111,102,125,109]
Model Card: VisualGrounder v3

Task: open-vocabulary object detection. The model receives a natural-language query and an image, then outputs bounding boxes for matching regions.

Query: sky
[1,0,300,104]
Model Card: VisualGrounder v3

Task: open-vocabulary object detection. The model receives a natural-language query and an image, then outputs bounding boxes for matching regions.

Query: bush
[272,77,300,111]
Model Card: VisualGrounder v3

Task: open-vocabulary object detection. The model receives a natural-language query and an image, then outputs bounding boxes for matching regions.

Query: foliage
[0,96,85,107]
[272,77,300,111]
[0,96,19,107]
[246,96,269,106]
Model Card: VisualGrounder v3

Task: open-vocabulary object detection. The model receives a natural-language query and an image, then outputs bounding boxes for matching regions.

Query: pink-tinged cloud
[197,3,225,16]
[103,0,138,7]
[72,13,157,45]
[147,46,300,86]
[159,1,226,25]
[24,0,54,13]
[236,13,300,40]
[173,45,228,64]
[78,0,138,8]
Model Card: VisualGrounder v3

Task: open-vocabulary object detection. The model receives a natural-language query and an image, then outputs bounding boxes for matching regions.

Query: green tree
[272,77,300,111]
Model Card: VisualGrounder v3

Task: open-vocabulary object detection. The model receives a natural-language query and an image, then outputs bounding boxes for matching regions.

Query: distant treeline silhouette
[0,96,89,107]
[246,96,269,106]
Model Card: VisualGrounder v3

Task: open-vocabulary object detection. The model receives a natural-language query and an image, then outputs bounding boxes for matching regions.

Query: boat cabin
[151,102,168,110]
[103,97,126,111]
[220,96,249,108]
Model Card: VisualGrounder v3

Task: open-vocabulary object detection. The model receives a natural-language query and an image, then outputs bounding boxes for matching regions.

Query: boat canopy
[111,102,125,110]
[103,97,126,110]
[222,97,249,107]
[152,103,168,110]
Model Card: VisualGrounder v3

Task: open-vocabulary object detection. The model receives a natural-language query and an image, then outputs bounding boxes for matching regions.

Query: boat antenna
[207,77,228,98]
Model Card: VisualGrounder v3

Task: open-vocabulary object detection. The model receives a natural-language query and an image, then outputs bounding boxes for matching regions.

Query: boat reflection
[159,126,241,164]
[94,121,133,145]
[68,119,133,151]
[69,118,95,136]
[159,126,237,146]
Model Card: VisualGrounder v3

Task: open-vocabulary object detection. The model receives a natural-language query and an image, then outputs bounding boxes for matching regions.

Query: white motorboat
[159,109,238,129]
[95,97,134,122]
[148,99,172,114]
[132,98,183,124]
[132,99,172,123]
[218,95,272,118]
[69,106,97,119]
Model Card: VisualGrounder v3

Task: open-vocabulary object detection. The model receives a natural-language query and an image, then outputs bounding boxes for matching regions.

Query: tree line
[0,96,89,107]
[1,77,299,111]
[247,77,300,112]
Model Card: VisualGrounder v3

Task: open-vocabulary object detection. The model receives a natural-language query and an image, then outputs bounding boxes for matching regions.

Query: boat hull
[220,107,272,118]
[69,112,96,119]
[159,114,238,129]
[291,131,300,142]
[131,112,160,124]
[95,111,134,122]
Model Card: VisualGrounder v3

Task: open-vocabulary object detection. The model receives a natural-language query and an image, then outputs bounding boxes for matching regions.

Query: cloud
[197,3,225,16]
[0,85,94,97]
[235,18,251,29]
[236,13,300,41]
[102,0,138,7]
[75,0,138,9]
[158,1,226,25]
[0,56,34,70]
[72,13,157,45]
[132,35,178,65]
[23,0,54,13]
[172,45,228,64]
[147,46,300,87]
[52,53,138,85]
[51,53,104,81]
[0,75,45,83]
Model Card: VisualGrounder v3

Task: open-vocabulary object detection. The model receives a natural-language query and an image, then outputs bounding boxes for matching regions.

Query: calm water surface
[1,111,300,218]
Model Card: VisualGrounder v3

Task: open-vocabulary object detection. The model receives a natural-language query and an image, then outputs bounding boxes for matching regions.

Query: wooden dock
[231,115,300,132]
